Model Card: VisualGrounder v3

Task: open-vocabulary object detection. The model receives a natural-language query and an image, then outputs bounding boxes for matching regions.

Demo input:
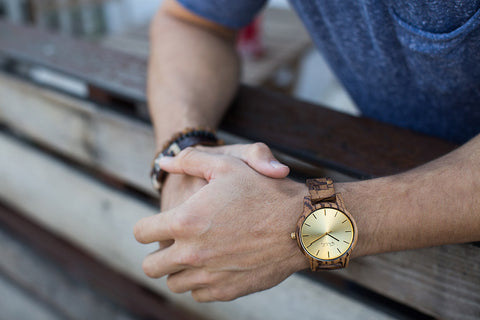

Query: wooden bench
[0,20,478,320]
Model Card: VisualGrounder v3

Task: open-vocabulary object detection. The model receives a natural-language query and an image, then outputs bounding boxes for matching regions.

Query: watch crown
[290,232,296,240]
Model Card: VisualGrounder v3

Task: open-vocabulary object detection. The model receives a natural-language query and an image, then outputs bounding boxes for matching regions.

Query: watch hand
[307,232,328,248]
[327,233,339,242]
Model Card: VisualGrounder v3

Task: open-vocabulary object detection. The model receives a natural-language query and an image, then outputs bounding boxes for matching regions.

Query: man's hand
[160,143,290,211]
[135,147,308,302]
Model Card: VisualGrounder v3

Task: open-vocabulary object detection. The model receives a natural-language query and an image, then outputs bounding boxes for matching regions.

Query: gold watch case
[299,208,354,261]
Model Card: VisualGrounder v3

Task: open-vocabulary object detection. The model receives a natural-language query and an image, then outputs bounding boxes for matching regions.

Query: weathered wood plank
[339,245,480,320]
[0,72,157,195]
[0,275,63,320]
[0,19,147,102]
[0,132,398,320]
[0,225,141,320]
[0,203,203,320]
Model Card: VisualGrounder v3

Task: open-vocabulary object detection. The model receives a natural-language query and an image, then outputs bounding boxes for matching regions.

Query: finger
[191,288,215,302]
[161,173,207,211]
[142,246,185,278]
[158,147,239,181]
[134,210,175,244]
[166,269,211,293]
[197,143,290,178]
[191,287,236,302]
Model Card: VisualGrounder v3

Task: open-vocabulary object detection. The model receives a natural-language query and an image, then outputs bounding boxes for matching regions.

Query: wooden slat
[0,19,456,179]
[0,73,156,195]
[223,86,456,178]
[0,132,398,320]
[0,275,62,320]
[0,204,195,320]
[0,19,146,102]
[339,245,480,320]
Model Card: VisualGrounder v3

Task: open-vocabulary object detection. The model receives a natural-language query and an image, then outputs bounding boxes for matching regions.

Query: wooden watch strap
[303,178,351,270]
[306,178,336,203]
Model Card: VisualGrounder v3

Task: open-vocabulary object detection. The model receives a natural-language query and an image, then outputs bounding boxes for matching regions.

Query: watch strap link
[307,178,335,203]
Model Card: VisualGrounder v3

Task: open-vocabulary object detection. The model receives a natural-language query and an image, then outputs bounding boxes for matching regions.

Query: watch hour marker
[302,234,310,237]
[328,251,330,258]
[313,213,317,219]
[337,248,341,254]
[345,230,352,233]
[317,250,320,256]
[343,240,349,244]
[305,223,311,227]
[334,212,338,217]
[324,209,326,216]
[342,219,347,223]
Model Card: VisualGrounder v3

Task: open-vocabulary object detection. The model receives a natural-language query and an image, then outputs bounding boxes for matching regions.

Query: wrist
[151,127,223,192]
[334,181,377,259]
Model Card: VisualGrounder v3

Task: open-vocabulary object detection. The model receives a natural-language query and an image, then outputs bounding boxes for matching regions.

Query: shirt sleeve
[177,0,268,29]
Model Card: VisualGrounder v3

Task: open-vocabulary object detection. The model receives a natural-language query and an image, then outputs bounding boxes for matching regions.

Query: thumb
[197,143,290,178]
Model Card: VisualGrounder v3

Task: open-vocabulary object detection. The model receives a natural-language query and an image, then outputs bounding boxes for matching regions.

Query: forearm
[148,1,240,150]
[339,134,480,258]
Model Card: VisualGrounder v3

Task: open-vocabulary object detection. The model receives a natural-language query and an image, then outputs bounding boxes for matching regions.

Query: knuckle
[170,211,203,236]
[210,287,235,302]
[213,156,235,174]
[170,215,186,236]
[178,147,196,163]
[248,142,269,157]
[191,291,207,302]
[133,219,149,243]
[142,259,158,278]
[196,270,214,286]
[133,223,143,241]
[166,276,182,293]
[176,248,202,267]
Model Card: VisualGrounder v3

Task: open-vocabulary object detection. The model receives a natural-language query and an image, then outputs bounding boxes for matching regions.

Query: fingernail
[270,160,288,169]
[158,156,174,166]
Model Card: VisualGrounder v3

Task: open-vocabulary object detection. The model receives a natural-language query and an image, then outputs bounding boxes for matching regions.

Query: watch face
[300,208,354,261]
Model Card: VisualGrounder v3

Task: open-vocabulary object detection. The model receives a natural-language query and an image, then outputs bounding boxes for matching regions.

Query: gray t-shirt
[178,0,480,143]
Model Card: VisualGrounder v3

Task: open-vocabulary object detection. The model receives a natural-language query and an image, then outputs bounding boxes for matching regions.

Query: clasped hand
[134,144,309,302]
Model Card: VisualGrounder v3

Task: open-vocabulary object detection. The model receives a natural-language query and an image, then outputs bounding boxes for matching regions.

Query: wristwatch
[291,178,357,271]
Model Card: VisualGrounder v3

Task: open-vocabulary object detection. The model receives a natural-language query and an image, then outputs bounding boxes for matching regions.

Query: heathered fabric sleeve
[177,0,268,29]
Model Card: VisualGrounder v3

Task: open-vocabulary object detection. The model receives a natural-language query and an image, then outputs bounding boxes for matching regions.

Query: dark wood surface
[224,86,456,178]
[0,202,201,320]
[0,20,456,179]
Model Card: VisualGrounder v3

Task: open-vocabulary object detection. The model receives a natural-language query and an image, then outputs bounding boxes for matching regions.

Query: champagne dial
[300,208,354,260]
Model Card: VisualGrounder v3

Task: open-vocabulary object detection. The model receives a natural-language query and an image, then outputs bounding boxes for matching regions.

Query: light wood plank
[0,228,139,320]
[0,132,396,320]
[0,275,63,320]
[0,72,156,195]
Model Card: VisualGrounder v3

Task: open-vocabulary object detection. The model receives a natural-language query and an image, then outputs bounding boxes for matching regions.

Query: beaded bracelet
[150,127,223,192]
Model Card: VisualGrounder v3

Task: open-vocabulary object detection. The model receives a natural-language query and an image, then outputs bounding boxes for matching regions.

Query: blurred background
[0,0,358,115]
